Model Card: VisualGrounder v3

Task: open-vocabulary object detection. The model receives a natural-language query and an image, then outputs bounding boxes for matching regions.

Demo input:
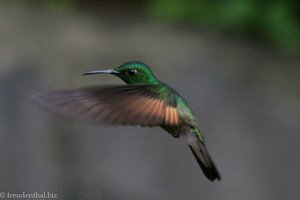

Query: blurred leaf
[148,0,193,22]
[262,2,300,54]
[42,0,79,13]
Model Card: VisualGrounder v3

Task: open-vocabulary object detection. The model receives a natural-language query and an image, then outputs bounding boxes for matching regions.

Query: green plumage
[33,61,221,181]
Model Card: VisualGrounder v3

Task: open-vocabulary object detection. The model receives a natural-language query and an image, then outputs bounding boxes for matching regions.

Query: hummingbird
[33,61,221,181]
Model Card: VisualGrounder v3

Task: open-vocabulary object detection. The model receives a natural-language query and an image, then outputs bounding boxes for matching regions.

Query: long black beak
[82,69,120,76]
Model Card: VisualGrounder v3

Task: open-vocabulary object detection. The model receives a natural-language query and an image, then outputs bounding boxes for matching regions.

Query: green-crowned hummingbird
[33,61,221,181]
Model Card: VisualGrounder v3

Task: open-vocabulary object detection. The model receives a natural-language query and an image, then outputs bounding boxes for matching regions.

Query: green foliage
[42,0,79,13]
[148,0,300,55]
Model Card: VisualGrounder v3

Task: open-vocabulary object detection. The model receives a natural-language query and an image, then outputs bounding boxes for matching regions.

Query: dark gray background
[0,1,299,200]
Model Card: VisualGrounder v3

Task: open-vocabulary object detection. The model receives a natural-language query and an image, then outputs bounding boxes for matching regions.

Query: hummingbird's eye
[126,69,137,76]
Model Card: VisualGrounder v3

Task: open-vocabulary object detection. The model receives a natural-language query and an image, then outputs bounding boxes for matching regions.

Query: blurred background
[0,0,299,199]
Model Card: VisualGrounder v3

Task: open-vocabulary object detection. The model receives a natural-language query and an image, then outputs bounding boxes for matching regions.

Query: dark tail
[185,132,221,181]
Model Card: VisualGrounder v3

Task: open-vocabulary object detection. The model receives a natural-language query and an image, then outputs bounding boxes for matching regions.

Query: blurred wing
[32,85,180,127]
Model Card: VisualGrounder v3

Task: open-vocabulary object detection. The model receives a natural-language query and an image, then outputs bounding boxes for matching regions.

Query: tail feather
[185,132,221,181]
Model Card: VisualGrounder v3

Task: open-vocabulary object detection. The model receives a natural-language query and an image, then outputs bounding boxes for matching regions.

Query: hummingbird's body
[33,61,221,181]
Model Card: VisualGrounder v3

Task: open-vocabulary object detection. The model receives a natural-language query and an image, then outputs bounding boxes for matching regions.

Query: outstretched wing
[32,85,180,127]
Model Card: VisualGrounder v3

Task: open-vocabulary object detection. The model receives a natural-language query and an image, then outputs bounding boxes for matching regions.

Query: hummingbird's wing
[32,85,180,127]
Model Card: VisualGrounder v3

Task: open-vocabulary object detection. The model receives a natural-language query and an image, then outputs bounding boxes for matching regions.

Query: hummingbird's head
[83,61,159,85]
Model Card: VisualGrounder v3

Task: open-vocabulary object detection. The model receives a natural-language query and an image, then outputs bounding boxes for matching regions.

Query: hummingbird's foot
[172,132,180,138]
